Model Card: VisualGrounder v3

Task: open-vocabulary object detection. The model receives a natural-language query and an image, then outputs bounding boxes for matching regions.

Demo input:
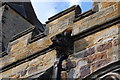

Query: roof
[5,2,45,32]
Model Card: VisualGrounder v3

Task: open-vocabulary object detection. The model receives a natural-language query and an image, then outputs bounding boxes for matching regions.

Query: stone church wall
[0,1,120,80]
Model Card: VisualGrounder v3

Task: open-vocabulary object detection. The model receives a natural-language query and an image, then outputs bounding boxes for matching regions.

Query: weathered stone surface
[2,5,33,51]
[66,61,76,70]
[100,2,116,10]
[72,3,119,36]
[97,41,112,52]
[0,50,57,78]
[86,51,107,63]
[8,32,32,53]
[113,38,120,46]
[94,24,119,44]
[27,64,39,75]
[0,1,120,80]
[93,1,117,12]
[25,50,57,77]
[107,44,120,62]
[84,47,95,57]
[28,36,52,54]
[73,46,95,58]
[80,64,90,78]
[0,35,52,69]
[92,2,100,12]
[61,71,68,80]
[72,50,86,59]
[71,30,119,79]
[0,6,4,53]
[74,24,119,53]
[0,61,29,78]
[19,70,27,77]
[71,24,120,79]
[68,59,88,79]
[91,58,111,72]
[74,39,88,53]
[68,68,75,79]
[72,27,79,35]
[0,53,15,68]
[46,11,75,35]
[70,14,119,80]
[74,36,95,52]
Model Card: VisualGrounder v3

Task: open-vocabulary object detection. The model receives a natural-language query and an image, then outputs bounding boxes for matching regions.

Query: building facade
[0,0,120,80]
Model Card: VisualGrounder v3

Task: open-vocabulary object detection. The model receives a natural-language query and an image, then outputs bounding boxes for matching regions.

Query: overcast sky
[31,0,92,24]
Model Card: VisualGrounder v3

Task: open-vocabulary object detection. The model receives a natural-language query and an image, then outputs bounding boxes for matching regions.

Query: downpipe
[56,55,68,80]
[51,31,73,80]
[52,55,68,80]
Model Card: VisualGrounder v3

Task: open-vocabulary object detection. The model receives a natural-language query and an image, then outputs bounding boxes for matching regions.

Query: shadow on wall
[74,38,89,52]
[73,38,89,59]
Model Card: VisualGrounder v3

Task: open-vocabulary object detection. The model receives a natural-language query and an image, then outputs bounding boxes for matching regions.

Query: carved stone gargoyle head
[50,31,73,58]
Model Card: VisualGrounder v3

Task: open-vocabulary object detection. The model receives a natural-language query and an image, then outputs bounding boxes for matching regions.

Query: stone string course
[1,50,57,78]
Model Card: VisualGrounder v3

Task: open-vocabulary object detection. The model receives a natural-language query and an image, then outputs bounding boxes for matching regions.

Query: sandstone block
[27,64,39,75]
[69,60,88,79]
[9,32,32,53]
[84,47,95,57]
[74,38,89,53]
[72,50,86,59]
[19,70,27,77]
[113,38,120,46]
[80,64,90,78]
[91,58,111,72]
[46,11,75,34]
[100,2,116,9]
[61,71,68,80]
[86,51,107,63]
[94,24,119,44]
[66,61,76,70]
[107,45,120,62]
[97,41,112,52]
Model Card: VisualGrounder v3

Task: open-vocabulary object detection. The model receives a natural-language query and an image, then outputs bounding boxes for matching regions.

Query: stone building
[0,0,120,80]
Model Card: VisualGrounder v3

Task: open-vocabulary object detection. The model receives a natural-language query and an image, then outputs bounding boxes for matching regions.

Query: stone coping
[46,5,81,24]
[0,51,7,58]
[10,26,35,42]
[74,9,96,22]
[29,33,47,43]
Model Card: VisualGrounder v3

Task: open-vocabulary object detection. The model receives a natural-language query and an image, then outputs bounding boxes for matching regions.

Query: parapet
[0,1,120,79]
